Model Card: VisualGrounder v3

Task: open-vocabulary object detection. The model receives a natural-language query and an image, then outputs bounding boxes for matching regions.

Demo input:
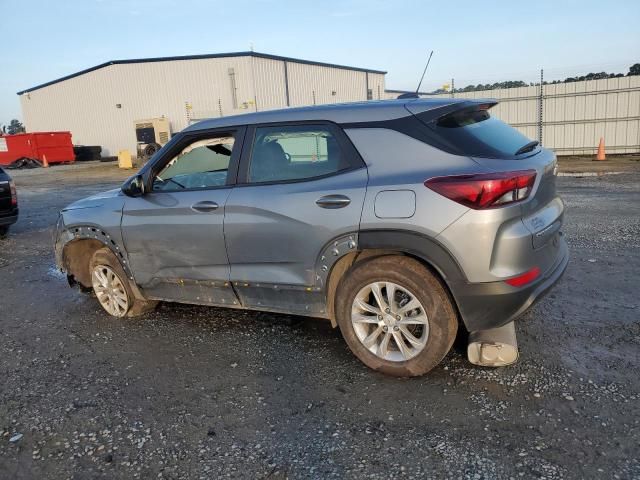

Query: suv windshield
[430,106,537,159]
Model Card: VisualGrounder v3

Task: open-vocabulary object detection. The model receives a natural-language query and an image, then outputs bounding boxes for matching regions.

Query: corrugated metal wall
[286,62,367,106]
[19,56,385,156]
[252,57,287,111]
[426,76,640,155]
[542,77,640,154]
[367,73,385,101]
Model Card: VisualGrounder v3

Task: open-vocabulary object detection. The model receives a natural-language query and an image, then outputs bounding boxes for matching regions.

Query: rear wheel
[336,255,457,377]
[89,248,157,317]
[0,226,8,238]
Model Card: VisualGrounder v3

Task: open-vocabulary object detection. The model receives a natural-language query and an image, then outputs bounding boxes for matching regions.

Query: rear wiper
[515,140,539,155]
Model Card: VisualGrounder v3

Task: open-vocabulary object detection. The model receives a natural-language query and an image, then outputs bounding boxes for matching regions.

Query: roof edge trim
[17,51,387,95]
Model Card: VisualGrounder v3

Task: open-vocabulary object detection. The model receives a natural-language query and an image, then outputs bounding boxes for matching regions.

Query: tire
[0,226,8,238]
[335,255,458,377]
[89,248,157,317]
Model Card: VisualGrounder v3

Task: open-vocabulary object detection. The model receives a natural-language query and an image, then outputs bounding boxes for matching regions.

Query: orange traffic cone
[595,137,606,161]
[42,154,49,168]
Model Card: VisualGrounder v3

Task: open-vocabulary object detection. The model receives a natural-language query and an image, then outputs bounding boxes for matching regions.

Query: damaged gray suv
[55,98,568,377]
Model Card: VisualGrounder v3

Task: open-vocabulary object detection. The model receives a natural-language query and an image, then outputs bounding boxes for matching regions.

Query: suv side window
[248,125,349,183]
[153,134,235,191]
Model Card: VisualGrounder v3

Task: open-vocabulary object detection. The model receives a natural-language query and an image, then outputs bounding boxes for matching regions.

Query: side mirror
[122,174,145,197]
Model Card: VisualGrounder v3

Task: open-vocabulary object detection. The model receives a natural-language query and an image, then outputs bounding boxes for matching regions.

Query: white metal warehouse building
[17,52,387,156]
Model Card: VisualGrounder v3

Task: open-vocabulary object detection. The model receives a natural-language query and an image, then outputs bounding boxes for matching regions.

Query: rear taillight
[9,180,17,206]
[425,170,537,209]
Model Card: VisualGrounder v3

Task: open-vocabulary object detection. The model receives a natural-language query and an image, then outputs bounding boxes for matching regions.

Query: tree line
[431,62,640,94]
[1,119,26,135]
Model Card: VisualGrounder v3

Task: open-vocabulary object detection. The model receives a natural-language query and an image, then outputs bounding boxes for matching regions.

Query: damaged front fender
[55,224,134,285]
[54,189,130,283]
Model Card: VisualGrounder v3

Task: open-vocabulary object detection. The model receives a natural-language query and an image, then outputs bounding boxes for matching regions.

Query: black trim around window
[236,120,366,186]
[341,100,541,160]
[140,126,247,193]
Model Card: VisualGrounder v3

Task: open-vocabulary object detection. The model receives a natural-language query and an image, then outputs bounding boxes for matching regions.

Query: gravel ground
[0,163,639,479]
[558,154,640,174]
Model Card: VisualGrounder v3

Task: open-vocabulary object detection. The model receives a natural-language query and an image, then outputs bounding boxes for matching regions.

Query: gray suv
[54,98,568,377]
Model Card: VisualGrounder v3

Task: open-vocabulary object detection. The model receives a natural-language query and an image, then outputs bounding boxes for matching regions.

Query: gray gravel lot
[1,164,639,479]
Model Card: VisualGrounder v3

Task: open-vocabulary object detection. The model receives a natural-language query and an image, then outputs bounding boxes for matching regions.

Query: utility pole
[451,78,455,98]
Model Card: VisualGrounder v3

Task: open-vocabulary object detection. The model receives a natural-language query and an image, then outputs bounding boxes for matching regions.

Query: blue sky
[1,0,639,125]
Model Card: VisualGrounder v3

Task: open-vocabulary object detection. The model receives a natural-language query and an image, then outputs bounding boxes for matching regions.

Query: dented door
[120,129,244,307]
[223,123,368,315]
[121,189,237,306]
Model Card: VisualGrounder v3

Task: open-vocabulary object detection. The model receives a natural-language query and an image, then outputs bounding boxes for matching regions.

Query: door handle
[191,201,219,213]
[316,194,351,209]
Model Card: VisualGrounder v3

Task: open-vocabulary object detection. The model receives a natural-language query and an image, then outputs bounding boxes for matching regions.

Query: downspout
[365,72,369,100]
[250,54,258,112]
[284,60,290,107]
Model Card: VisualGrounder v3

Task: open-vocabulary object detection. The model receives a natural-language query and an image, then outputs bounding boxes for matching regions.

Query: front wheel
[89,248,157,317]
[335,255,458,377]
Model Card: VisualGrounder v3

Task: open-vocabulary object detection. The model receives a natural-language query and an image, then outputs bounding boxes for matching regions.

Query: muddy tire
[335,255,457,377]
[89,248,157,317]
[0,226,8,238]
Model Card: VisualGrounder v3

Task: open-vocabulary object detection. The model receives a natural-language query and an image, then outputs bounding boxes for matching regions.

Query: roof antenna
[416,50,434,93]
[398,50,433,99]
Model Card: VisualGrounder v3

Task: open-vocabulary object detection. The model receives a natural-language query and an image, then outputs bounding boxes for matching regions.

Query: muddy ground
[0,162,639,479]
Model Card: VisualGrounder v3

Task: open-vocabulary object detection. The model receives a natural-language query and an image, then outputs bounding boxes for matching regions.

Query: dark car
[0,166,18,237]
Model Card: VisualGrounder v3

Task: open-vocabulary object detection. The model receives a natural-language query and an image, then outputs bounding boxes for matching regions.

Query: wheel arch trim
[55,225,146,301]
[334,229,471,328]
[358,229,468,284]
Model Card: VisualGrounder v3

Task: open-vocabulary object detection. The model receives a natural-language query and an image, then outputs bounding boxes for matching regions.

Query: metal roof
[17,51,387,95]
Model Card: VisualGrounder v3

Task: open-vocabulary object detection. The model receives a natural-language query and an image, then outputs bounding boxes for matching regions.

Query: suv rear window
[429,106,537,159]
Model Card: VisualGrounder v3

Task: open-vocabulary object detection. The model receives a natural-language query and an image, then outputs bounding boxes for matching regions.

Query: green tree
[6,119,25,135]
[427,62,639,95]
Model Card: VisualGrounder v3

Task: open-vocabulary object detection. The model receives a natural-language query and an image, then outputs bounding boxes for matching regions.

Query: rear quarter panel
[437,148,564,282]
[344,128,480,236]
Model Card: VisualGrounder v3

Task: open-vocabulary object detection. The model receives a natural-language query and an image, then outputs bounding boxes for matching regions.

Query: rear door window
[248,125,351,183]
[429,106,537,159]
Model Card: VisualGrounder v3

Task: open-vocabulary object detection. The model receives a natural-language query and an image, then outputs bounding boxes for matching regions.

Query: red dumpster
[0,132,75,166]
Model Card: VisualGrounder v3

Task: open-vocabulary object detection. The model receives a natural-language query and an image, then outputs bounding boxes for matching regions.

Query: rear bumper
[0,210,18,227]
[453,234,568,332]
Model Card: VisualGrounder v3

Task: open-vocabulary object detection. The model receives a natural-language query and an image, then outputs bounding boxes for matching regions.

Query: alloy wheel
[92,264,130,317]
[351,281,429,362]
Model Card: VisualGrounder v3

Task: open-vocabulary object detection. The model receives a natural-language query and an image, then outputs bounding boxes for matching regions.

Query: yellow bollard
[118,150,133,169]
